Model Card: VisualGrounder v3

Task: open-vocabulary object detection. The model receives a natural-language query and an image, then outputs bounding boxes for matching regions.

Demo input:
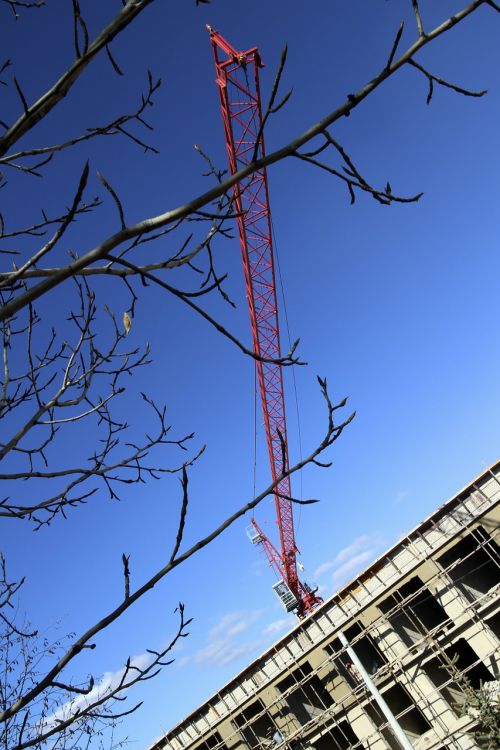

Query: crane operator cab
[272,579,299,613]
[246,525,263,544]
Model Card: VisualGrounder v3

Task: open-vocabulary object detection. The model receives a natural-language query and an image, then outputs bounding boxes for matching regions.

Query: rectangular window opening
[276,661,333,727]
[310,720,362,750]
[485,611,500,643]
[364,702,404,750]
[233,700,280,750]
[421,656,463,716]
[343,622,388,676]
[381,683,432,739]
[379,576,448,647]
[197,732,226,750]
[437,527,500,603]
[324,637,363,689]
[444,638,494,690]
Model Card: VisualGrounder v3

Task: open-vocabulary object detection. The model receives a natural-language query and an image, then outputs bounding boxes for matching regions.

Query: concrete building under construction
[151,462,500,750]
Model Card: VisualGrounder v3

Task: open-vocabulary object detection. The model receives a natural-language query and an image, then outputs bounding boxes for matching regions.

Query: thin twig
[105,254,305,367]
[411,0,426,37]
[386,22,405,69]
[97,171,125,229]
[251,44,292,163]
[408,58,487,103]
[0,162,90,289]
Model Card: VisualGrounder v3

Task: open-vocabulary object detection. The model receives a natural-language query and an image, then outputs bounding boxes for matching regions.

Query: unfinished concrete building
[152,462,500,750]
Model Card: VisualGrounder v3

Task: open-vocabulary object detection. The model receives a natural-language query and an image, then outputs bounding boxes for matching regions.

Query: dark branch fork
[0,164,91,289]
[0,197,100,241]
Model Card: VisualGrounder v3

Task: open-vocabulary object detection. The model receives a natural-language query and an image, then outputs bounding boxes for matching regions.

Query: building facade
[151,462,500,750]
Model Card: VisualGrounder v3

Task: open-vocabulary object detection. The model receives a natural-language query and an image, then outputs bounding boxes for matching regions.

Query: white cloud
[179,609,265,669]
[209,610,264,641]
[194,638,262,668]
[262,618,289,637]
[314,533,385,593]
[314,560,336,578]
[335,535,373,565]
[332,549,375,583]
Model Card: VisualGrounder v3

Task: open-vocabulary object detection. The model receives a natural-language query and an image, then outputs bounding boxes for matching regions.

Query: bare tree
[0,1,498,748]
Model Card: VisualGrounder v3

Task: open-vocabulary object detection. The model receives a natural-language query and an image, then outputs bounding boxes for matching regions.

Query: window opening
[310,720,362,750]
[324,636,372,689]
[437,527,500,603]
[363,702,404,750]
[485,611,500,643]
[443,638,494,689]
[276,661,333,726]
[379,576,448,647]
[233,700,280,750]
[421,656,463,716]
[197,733,226,750]
[380,683,432,739]
[344,622,388,676]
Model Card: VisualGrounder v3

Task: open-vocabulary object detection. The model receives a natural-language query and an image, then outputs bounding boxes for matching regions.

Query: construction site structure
[149,460,500,750]
[207,26,321,617]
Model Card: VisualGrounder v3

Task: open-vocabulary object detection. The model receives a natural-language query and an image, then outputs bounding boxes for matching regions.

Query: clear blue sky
[2,2,499,748]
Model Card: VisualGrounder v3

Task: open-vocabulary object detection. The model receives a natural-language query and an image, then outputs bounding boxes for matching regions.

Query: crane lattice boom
[207,26,322,617]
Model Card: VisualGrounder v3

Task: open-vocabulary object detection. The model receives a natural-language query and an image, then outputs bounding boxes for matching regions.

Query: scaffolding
[151,462,500,750]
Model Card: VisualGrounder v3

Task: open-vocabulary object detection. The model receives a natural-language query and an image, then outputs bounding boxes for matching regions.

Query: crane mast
[207,27,321,618]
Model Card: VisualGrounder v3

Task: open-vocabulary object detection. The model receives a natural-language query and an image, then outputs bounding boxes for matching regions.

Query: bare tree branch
[0,163,90,289]
[104,253,305,367]
[251,43,292,163]
[411,0,426,37]
[71,0,89,59]
[97,171,126,230]
[0,0,154,157]
[0,71,160,171]
[0,379,352,726]
[0,0,491,323]
[386,21,405,70]
[408,58,487,103]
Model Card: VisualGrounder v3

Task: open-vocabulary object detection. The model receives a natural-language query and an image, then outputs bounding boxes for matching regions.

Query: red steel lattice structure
[207,27,321,617]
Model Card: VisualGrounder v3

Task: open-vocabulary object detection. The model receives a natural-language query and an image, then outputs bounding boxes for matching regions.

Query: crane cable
[251,218,304,527]
[252,362,258,515]
[271,215,304,526]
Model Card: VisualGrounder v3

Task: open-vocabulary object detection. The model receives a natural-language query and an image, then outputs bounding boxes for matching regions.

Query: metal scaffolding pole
[337,631,415,750]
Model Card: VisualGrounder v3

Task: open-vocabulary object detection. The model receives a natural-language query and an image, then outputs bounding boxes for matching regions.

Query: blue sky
[1,1,499,748]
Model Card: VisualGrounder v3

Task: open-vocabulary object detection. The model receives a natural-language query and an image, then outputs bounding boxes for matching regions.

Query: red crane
[207,26,322,618]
